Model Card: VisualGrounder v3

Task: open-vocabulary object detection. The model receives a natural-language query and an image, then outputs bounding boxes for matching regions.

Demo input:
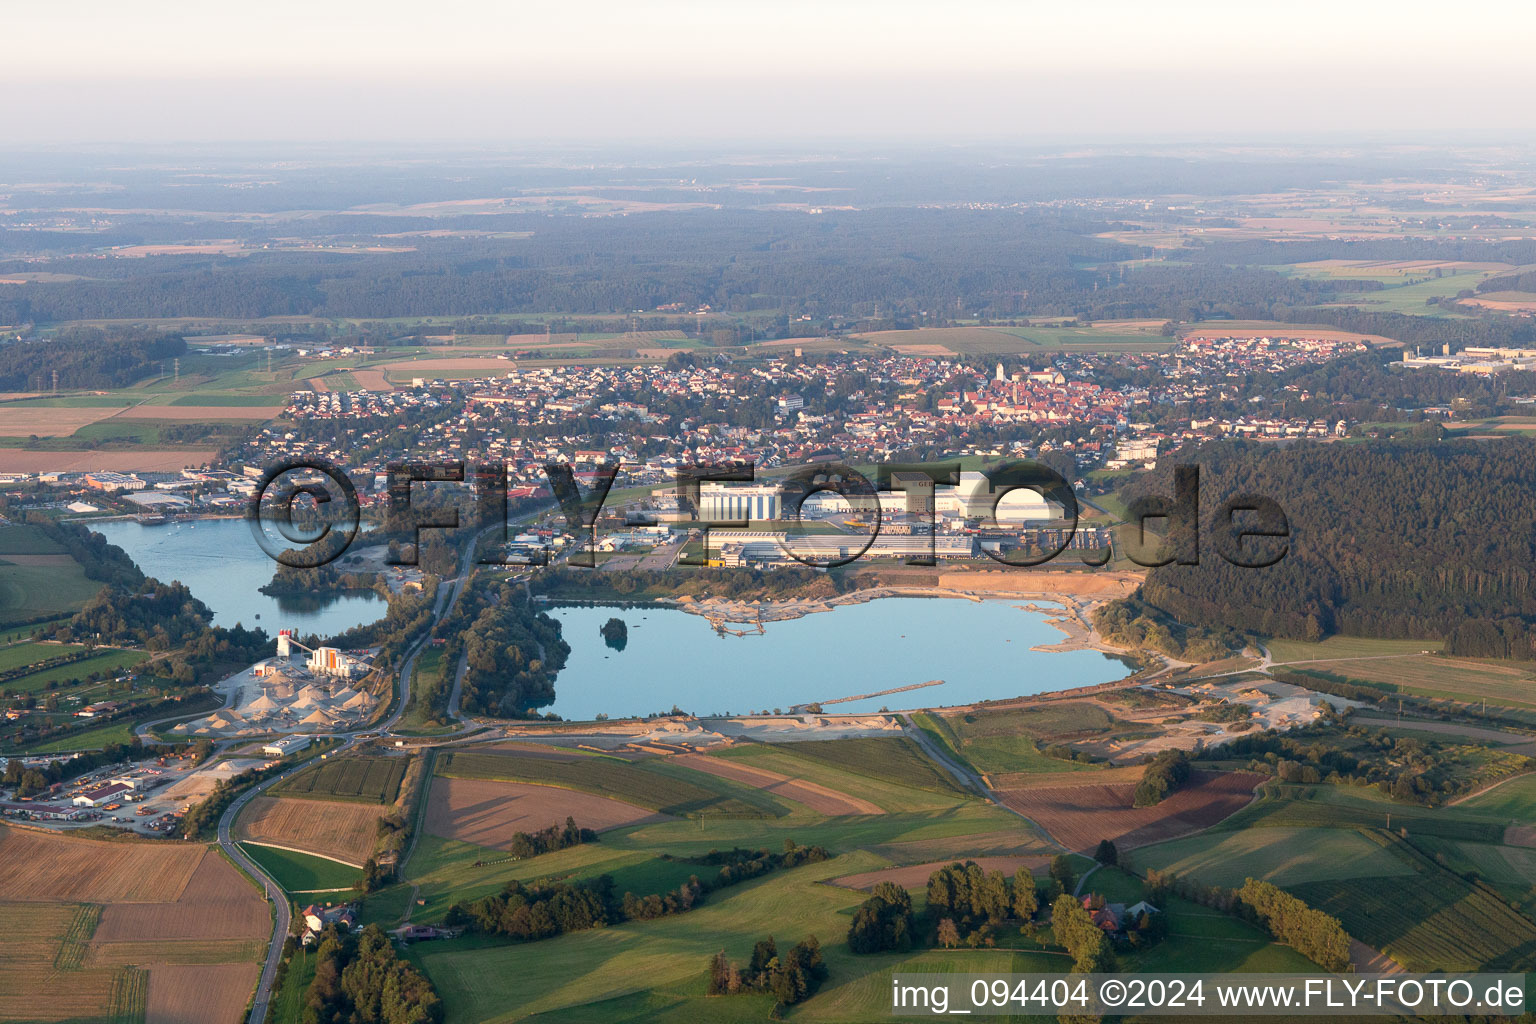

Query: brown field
[0,832,264,1024]
[0,967,122,1022]
[0,448,216,472]
[829,855,1050,891]
[1460,291,1536,313]
[146,963,261,1024]
[676,753,883,815]
[349,369,394,390]
[0,825,205,902]
[115,404,279,421]
[995,770,1263,853]
[0,903,77,962]
[91,938,267,966]
[424,776,668,848]
[889,344,954,355]
[234,796,380,865]
[92,849,269,943]
[0,405,122,436]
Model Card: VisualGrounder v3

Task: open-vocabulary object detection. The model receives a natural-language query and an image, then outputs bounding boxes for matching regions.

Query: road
[230,523,505,1024]
[899,712,1070,854]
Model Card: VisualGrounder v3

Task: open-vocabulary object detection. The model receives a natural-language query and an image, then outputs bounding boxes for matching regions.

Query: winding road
[230,523,507,1024]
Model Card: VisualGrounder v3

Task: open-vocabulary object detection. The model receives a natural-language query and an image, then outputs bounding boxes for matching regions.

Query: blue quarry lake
[545,599,1130,720]
[88,518,389,638]
[84,518,1128,719]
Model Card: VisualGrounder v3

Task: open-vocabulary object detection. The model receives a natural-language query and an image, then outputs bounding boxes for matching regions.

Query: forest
[0,206,1514,325]
[0,328,184,390]
[1122,438,1536,656]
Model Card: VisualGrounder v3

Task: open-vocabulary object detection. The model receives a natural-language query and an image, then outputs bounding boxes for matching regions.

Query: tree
[1093,839,1118,866]
[1050,854,1077,895]
[848,882,914,954]
[1051,894,1116,974]
[1012,865,1038,921]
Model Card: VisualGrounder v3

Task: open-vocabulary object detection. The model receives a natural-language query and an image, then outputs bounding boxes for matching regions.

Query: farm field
[0,448,219,473]
[1283,655,1536,710]
[1458,772,1536,819]
[917,703,1133,777]
[1266,635,1443,663]
[423,776,669,848]
[1291,832,1536,971]
[672,752,883,815]
[234,795,382,865]
[3,647,149,692]
[1132,826,1418,888]
[1214,783,1508,842]
[733,737,966,796]
[436,747,781,818]
[0,558,101,626]
[850,325,1176,355]
[145,963,262,1024]
[238,842,360,892]
[707,740,972,813]
[995,770,1263,852]
[270,753,408,803]
[0,829,265,1023]
[0,640,84,672]
[0,825,206,901]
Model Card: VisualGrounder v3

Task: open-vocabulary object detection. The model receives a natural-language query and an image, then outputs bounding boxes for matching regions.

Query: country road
[231,520,515,1024]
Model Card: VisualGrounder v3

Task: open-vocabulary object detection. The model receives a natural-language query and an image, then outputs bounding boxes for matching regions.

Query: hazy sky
[6,0,1536,143]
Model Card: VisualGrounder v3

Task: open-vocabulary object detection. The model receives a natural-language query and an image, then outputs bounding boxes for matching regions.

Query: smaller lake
[545,599,1128,720]
[89,518,389,639]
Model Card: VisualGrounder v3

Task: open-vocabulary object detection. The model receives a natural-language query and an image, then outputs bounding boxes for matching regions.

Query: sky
[5,0,1536,144]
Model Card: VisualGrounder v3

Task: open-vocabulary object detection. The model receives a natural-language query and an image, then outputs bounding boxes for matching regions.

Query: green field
[1266,635,1442,663]
[1291,833,1536,971]
[724,738,966,796]
[239,843,360,893]
[403,841,1314,1024]
[0,560,101,627]
[4,648,149,693]
[271,754,408,804]
[1292,657,1536,710]
[17,719,138,753]
[436,749,782,819]
[267,949,317,1024]
[1457,773,1536,820]
[0,641,86,673]
[0,524,69,555]
[1216,783,1507,842]
[1134,827,1418,888]
[917,705,1126,777]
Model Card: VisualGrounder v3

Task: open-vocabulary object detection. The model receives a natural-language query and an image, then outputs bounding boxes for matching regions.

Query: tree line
[445,840,829,943]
